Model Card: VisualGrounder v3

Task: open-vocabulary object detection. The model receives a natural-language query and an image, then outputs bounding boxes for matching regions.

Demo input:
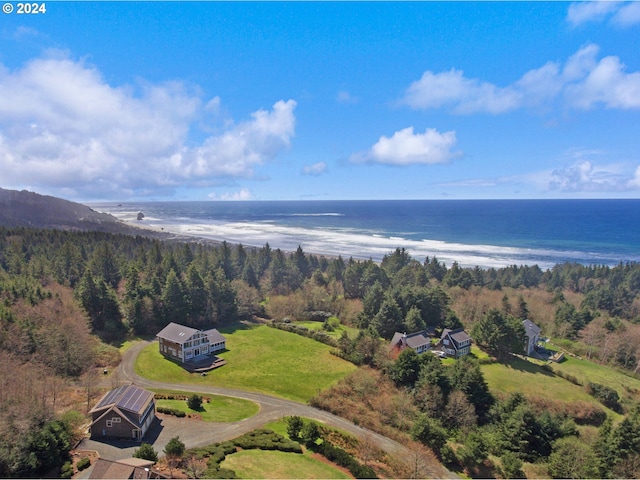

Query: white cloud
[401,44,640,114]
[567,1,640,27]
[612,2,640,27]
[567,1,623,26]
[302,161,328,176]
[565,54,640,109]
[0,54,296,199]
[207,188,253,201]
[549,160,637,192]
[351,127,459,166]
[628,166,640,188]
[402,69,521,114]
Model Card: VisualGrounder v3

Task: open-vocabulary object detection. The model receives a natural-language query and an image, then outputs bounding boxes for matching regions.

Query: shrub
[76,457,91,471]
[187,394,203,411]
[60,461,74,478]
[586,382,623,413]
[133,442,158,462]
[157,406,186,417]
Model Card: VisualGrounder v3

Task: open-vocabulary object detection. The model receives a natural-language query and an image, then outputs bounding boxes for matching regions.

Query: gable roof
[523,319,541,338]
[204,328,226,344]
[89,458,155,479]
[441,327,471,345]
[156,322,199,343]
[157,322,226,344]
[90,384,154,417]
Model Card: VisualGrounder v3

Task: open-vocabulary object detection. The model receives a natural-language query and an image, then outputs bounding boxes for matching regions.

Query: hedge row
[156,406,186,417]
[311,440,377,479]
[189,429,302,479]
[268,320,339,347]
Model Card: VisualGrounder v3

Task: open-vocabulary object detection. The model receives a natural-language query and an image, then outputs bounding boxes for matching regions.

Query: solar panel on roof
[95,384,127,409]
[116,385,152,413]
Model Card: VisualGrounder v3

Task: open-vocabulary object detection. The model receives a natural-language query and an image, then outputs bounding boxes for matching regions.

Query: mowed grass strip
[135,324,357,403]
[220,449,352,479]
[154,394,259,422]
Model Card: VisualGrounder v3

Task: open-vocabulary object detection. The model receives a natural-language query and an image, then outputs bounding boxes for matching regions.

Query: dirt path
[81,341,457,479]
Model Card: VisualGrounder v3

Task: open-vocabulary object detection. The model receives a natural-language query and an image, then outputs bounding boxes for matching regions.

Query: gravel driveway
[80,341,457,478]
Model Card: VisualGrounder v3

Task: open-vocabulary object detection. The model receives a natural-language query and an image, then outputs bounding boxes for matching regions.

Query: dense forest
[2,226,640,477]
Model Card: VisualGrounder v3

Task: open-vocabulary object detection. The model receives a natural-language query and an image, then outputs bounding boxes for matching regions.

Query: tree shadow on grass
[499,355,556,377]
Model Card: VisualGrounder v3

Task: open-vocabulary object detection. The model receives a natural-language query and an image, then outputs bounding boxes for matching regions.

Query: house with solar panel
[89,384,156,440]
[156,322,227,371]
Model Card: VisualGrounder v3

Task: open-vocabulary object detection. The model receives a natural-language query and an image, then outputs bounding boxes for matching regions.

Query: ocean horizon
[93,199,640,270]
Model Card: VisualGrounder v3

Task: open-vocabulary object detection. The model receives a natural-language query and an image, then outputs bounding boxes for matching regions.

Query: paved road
[80,341,456,478]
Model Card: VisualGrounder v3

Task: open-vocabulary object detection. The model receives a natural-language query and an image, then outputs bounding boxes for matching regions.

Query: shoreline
[95,203,640,270]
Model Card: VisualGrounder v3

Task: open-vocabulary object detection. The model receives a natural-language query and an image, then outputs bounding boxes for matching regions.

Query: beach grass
[135,323,357,403]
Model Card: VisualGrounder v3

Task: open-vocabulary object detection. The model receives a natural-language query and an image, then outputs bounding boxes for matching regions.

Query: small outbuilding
[89,384,156,441]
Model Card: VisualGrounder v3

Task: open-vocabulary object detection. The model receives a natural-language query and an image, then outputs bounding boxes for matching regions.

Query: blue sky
[1,1,640,201]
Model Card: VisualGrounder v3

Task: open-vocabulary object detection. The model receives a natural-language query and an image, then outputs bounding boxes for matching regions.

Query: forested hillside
[2,227,640,477]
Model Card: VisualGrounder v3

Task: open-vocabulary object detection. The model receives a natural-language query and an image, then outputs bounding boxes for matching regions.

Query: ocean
[92,199,640,270]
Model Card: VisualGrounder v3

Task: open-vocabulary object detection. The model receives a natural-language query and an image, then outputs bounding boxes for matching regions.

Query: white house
[156,322,226,364]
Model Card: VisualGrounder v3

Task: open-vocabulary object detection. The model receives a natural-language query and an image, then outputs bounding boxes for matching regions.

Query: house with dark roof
[438,327,472,358]
[89,384,156,440]
[389,328,435,355]
[156,322,226,365]
[523,319,542,355]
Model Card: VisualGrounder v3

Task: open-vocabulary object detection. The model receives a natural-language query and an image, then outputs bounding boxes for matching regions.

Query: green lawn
[548,355,640,402]
[154,393,259,422]
[481,355,599,404]
[220,449,352,479]
[135,323,357,403]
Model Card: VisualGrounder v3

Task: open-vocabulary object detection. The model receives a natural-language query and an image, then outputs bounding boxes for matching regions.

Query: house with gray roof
[523,319,542,355]
[89,384,156,440]
[156,322,226,365]
[88,457,163,479]
[389,329,434,355]
[438,327,472,359]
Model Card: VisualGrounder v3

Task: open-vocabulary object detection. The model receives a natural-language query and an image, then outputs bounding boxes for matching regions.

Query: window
[106,420,112,428]
[112,417,121,423]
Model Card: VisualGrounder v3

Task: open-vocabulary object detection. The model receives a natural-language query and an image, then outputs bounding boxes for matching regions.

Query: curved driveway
[81,341,456,478]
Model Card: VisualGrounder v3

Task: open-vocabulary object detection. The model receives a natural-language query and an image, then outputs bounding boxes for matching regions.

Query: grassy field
[220,449,352,479]
[135,323,357,403]
[547,355,640,402]
[294,320,360,339]
[154,391,259,422]
[481,355,599,404]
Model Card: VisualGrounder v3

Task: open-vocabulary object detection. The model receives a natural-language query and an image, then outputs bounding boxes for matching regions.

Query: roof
[90,384,154,416]
[390,330,432,351]
[156,322,226,344]
[442,327,471,345]
[156,322,199,343]
[523,319,541,337]
[89,458,155,479]
[204,328,226,344]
